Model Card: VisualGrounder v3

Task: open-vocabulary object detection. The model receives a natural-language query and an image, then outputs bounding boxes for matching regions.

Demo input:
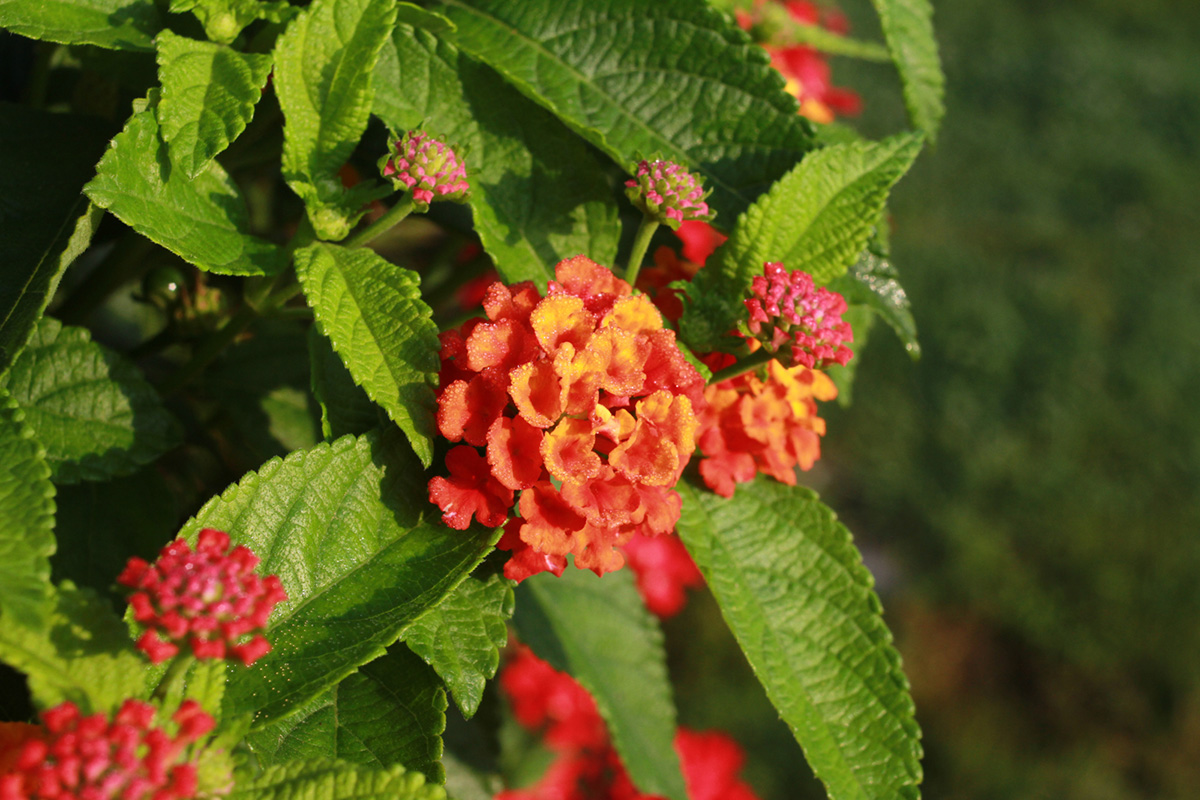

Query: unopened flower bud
[380,130,470,210]
[624,159,714,229]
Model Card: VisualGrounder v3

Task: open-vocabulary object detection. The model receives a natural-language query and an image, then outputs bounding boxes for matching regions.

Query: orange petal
[509,360,564,428]
[437,376,509,446]
[601,294,663,335]
[585,327,650,396]
[487,416,545,490]
[541,417,601,484]
[530,295,596,356]
[560,467,641,528]
[517,482,586,556]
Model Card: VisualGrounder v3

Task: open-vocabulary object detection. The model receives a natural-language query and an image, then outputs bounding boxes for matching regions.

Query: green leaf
[275,0,398,240]
[248,646,447,782]
[395,1,454,34]
[676,478,923,800]
[0,582,146,715]
[513,568,686,800]
[155,30,273,179]
[0,0,161,51]
[786,25,891,62]
[295,243,439,467]
[169,0,294,44]
[680,133,923,352]
[308,327,381,441]
[0,318,181,484]
[434,0,817,222]
[373,23,618,287]
[0,388,56,630]
[51,466,175,609]
[402,570,513,718]
[828,251,920,359]
[0,105,110,375]
[229,759,446,800]
[870,0,945,140]
[175,431,498,726]
[85,97,288,276]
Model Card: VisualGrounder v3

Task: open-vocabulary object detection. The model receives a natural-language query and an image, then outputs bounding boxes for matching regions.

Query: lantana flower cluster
[0,700,213,800]
[118,528,288,666]
[744,262,854,369]
[697,351,838,498]
[429,256,706,581]
[498,648,760,800]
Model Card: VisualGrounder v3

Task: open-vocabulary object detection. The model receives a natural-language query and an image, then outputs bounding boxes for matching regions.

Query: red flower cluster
[497,648,760,800]
[623,532,703,619]
[744,262,853,369]
[0,700,213,800]
[429,256,705,581]
[737,0,862,123]
[697,352,838,498]
[118,529,287,666]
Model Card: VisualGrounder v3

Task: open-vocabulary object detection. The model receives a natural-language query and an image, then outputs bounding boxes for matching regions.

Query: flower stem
[624,217,660,287]
[150,654,194,704]
[707,348,777,385]
[345,193,416,249]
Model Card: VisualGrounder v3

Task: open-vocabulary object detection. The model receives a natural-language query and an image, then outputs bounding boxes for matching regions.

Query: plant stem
[707,348,776,385]
[150,654,194,704]
[624,217,660,287]
[345,194,415,249]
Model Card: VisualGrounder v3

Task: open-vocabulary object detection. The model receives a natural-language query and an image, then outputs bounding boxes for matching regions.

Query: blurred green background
[670,1,1200,797]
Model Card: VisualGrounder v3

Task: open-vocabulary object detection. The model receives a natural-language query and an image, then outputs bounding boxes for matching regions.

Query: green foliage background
[667,1,1200,798]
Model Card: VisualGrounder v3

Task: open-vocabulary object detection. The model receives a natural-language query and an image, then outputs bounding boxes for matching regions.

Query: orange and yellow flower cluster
[696,350,838,498]
[429,256,706,581]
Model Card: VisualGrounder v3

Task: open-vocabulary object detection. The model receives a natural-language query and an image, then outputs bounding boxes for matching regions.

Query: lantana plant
[0,1,942,799]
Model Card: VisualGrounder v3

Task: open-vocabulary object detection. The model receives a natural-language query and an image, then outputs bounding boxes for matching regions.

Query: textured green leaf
[175,431,498,726]
[0,105,110,375]
[0,0,161,51]
[248,646,447,782]
[85,98,287,276]
[676,478,923,800]
[155,31,273,179]
[435,0,816,223]
[229,759,446,800]
[0,582,145,715]
[169,0,294,44]
[0,318,181,484]
[828,251,920,359]
[308,327,381,441]
[870,0,945,140]
[295,243,439,467]
[51,466,175,608]
[513,568,686,800]
[680,133,923,352]
[275,0,398,240]
[0,388,55,629]
[402,570,513,718]
[373,23,618,287]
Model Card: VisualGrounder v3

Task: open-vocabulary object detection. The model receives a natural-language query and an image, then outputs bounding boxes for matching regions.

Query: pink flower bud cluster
[117,529,287,666]
[744,262,853,369]
[380,130,469,209]
[625,160,714,229]
[0,699,213,800]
